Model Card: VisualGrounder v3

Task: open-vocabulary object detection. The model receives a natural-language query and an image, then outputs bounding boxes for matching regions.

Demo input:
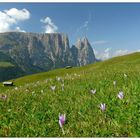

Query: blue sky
[0,3,140,60]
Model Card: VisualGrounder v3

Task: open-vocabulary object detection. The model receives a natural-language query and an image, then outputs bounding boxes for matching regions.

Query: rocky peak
[83,37,90,46]
[75,37,91,49]
[73,37,96,66]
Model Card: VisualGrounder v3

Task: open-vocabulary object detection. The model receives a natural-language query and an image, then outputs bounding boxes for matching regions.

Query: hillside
[0,52,24,81]
[0,32,96,82]
[1,52,140,137]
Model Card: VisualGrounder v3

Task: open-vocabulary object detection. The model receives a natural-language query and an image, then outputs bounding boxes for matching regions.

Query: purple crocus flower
[118,91,124,99]
[59,113,66,128]
[59,113,66,134]
[100,103,106,112]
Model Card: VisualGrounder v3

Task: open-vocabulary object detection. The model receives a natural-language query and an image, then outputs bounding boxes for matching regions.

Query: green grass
[1,52,140,137]
[0,62,14,68]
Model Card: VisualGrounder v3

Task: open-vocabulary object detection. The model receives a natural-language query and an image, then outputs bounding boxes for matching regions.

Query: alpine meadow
[1,52,140,137]
[0,3,140,137]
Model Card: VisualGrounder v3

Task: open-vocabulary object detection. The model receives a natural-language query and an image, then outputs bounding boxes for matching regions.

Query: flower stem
[61,127,65,135]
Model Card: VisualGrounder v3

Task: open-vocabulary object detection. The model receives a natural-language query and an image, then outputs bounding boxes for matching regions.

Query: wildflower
[59,113,66,127]
[50,86,56,91]
[59,113,66,134]
[100,103,106,112]
[56,77,61,81]
[8,109,11,112]
[74,73,77,76]
[90,89,96,94]
[124,73,127,78]
[113,81,117,86]
[25,89,29,93]
[0,95,7,101]
[14,87,18,90]
[118,91,124,99]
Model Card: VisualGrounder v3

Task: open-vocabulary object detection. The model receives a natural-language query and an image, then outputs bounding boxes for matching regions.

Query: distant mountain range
[0,32,97,81]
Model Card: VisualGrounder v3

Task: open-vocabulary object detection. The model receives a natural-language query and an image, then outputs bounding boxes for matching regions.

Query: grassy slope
[0,62,14,68]
[1,52,140,137]
[0,62,24,82]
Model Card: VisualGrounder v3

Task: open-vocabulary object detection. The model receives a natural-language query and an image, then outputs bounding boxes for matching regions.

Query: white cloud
[0,11,15,32]
[4,8,30,21]
[40,17,58,33]
[83,21,89,28]
[92,40,109,45]
[136,49,140,52]
[76,20,89,34]
[75,13,92,36]
[114,49,129,57]
[0,8,30,33]
[94,48,112,60]
[94,48,139,61]
[15,26,26,32]
[102,48,112,60]
[105,48,111,53]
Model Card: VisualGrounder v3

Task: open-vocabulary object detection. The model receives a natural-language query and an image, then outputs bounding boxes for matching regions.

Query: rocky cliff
[71,37,96,66]
[0,32,97,81]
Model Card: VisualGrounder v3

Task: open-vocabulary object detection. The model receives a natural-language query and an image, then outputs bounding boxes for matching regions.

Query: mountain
[71,37,96,66]
[0,32,96,81]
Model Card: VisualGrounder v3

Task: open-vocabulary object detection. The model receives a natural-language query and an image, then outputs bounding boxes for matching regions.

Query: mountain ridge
[0,32,97,81]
